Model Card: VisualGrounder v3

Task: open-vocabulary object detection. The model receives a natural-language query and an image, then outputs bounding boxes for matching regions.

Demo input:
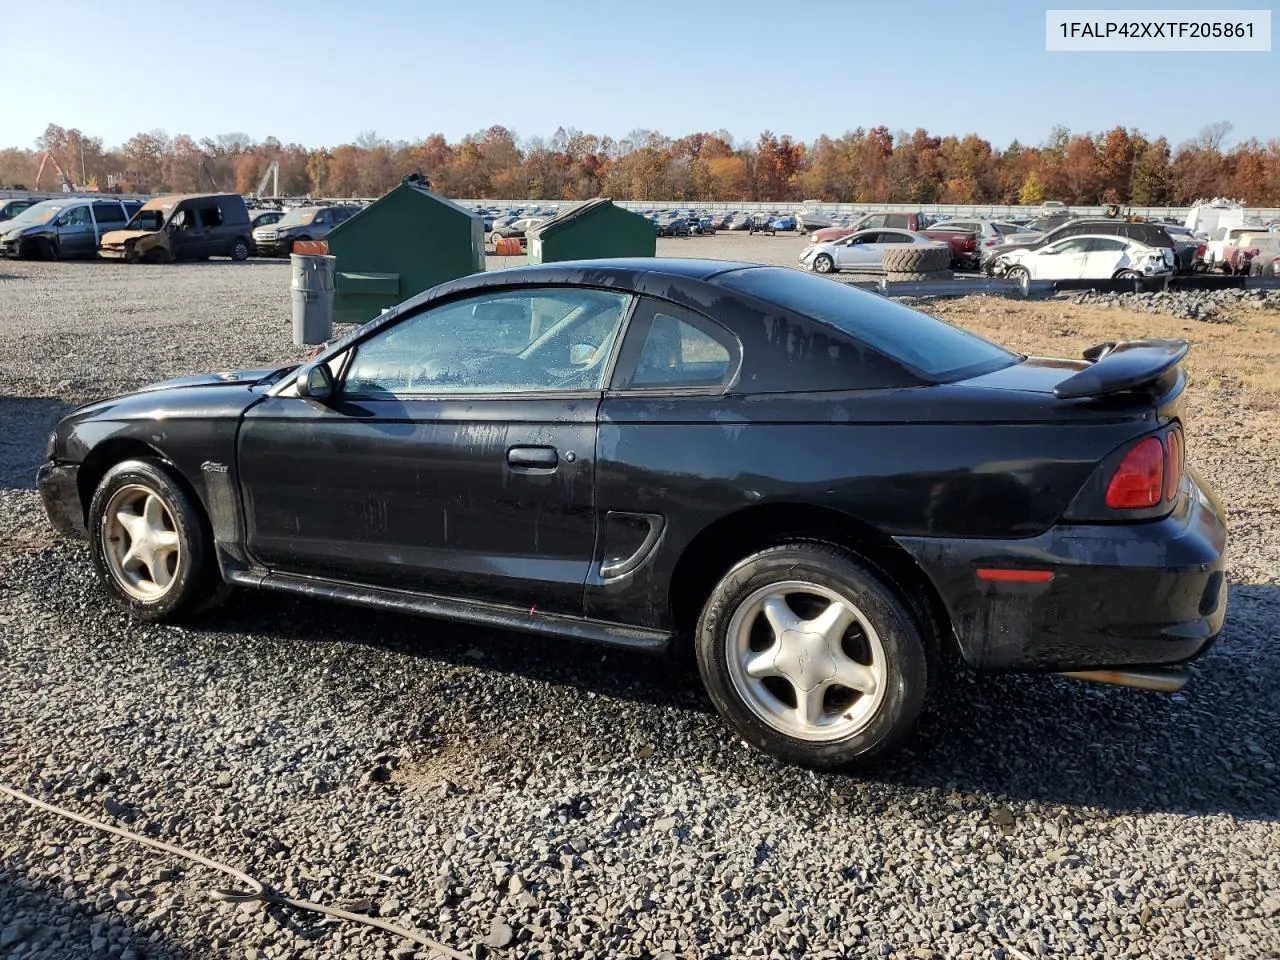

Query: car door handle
[507,445,558,469]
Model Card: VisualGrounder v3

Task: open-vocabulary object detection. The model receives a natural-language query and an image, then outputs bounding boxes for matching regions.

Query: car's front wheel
[89,459,225,622]
[1005,264,1030,282]
[696,543,929,768]
[812,253,835,273]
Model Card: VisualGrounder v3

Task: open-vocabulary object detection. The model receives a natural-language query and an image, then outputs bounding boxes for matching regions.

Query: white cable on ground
[0,782,471,960]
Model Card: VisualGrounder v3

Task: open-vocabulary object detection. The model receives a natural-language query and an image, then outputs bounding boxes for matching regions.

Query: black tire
[1005,265,1030,282]
[695,542,930,768]
[18,237,40,260]
[812,253,835,274]
[88,458,226,622]
[881,245,949,273]
[230,237,251,261]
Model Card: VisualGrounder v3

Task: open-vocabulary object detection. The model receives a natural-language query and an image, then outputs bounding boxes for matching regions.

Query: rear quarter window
[716,267,1019,383]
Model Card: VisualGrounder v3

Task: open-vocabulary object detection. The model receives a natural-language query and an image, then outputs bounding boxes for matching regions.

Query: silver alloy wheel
[100,484,181,601]
[726,580,888,742]
[814,254,834,274]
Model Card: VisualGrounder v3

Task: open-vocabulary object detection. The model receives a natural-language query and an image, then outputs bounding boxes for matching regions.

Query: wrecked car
[38,259,1227,769]
[0,198,142,259]
[98,193,253,263]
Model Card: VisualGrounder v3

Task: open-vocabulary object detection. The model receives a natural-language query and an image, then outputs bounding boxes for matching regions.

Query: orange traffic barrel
[493,236,522,256]
[292,239,329,255]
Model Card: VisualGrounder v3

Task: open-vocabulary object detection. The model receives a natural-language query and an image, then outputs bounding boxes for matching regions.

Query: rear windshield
[716,267,1019,382]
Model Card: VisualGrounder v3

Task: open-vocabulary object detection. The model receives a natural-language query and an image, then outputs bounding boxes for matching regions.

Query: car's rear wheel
[1005,264,1030,282]
[89,459,225,622]
[696,543,929,768]
[230,237,251,261]
[812,253,835,274]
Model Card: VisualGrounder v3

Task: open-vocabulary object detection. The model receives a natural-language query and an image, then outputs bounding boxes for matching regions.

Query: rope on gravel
[0,782,471,960]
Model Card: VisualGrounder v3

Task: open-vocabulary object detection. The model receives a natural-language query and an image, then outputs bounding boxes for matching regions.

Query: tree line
[2,121,1277,206]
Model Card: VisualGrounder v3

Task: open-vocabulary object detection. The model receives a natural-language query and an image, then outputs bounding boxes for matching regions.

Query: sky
[3,0,1275,152]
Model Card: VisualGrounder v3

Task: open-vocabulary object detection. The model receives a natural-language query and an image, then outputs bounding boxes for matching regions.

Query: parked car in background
[1221,232,1276,274]
[0,198,39,222]
[1205,225,1269,272]
[808,212,932,245]
[1159,224,1207,272]
[1038,200,1069,217]
[725,213,754,231]
[100,194,253,263]
[768,215,798,232]
[1247,238,1280,276]
[934,219,1028,268]
[491,216,548,245]
[988,219,1178,275]
[799,229,948,274]
[252,204,361,257]
[996,235,1174,281]
[37,259,1224,769]
[656,217,693,238]
[0,197,142,259]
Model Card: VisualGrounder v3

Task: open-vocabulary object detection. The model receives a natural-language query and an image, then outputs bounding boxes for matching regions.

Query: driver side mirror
[54,216,68,227]
[569,343,596,365]
[296,362,335,401]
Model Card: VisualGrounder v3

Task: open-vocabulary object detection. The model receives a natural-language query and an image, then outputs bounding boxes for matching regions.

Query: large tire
[881,245,950,273]
[88,458,227,623]
[884,269,954,283]
[695,542,931,768]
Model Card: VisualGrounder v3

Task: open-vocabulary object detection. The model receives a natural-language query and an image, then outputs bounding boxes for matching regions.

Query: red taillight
[1106,436,1165,509]
[1164,427,1183,501]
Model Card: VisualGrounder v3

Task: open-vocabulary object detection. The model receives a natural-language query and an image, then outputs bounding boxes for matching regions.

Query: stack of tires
[881,245,952,283]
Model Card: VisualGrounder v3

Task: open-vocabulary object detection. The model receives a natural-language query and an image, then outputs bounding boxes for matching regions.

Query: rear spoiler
[1053,339,1189,399]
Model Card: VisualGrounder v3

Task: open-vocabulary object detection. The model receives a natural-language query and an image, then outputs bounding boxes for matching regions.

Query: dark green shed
[326,180,485,325]
[525,198,656,263]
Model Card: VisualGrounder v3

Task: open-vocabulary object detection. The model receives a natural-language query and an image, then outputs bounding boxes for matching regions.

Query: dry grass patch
[930,296,1280,403]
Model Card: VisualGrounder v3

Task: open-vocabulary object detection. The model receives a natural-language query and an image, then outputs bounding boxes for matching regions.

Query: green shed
[326,179,485,326]
[525,198,656,264]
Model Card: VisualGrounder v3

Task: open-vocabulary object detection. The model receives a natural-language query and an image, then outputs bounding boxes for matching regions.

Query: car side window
[197,204,223,228]
[881,232,912,244]
[92,203,126,225]
[611,300,737,392]
[1091,238,1127,252]
[62,206,91,227]
[343,287,632,397]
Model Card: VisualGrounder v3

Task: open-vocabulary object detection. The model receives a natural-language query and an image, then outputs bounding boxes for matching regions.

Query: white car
[798,229,946,274]
[997,235,1174,282]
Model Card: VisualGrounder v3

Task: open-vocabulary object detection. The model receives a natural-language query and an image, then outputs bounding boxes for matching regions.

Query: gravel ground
[1,249,1278,960]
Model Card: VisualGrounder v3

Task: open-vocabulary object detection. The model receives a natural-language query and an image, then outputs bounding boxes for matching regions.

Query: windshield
[5,201,66,227]
[716,267,1019,382]
[126,209,166,232]
[277,208,318,228]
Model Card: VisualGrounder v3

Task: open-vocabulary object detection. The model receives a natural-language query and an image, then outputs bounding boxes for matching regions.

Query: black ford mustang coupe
[38,259,1227,767]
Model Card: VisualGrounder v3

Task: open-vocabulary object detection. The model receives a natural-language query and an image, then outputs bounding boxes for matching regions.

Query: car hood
[133,368,280,392]
[100,229,153,245]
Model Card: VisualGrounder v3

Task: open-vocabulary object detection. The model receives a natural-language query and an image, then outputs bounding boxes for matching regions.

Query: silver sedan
[798,229,945,274]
